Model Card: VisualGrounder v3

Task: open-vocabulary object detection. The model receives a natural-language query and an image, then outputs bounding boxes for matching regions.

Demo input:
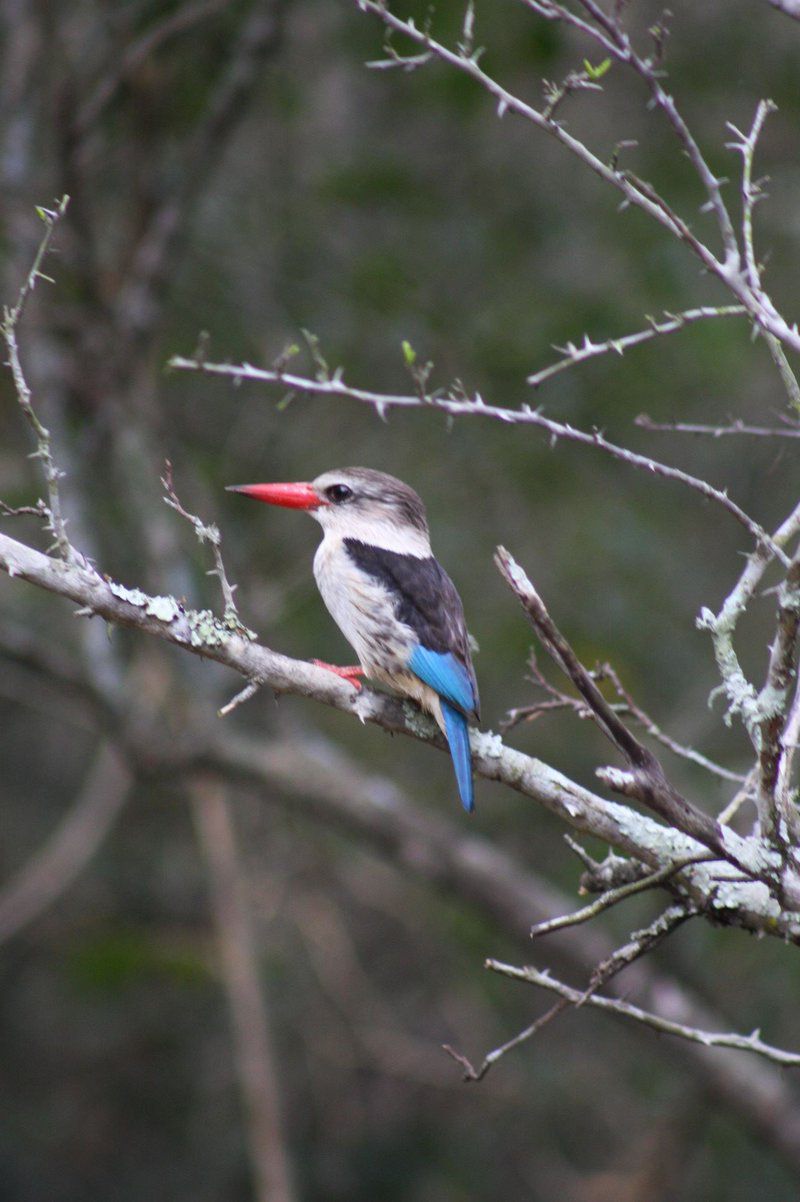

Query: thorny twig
[486,959,800,1068]
[162,461,260,714]
[351,0,800,354]
[494,545,738,866]
[162,460,251,632]
[1,196,76,563]
[447,897,696,1081]
[505,655,743,784]
[168,355,787,564]
[726,99,800,415]
[529,856,711,939]
[637,415,800,439]
[526,306,747,389]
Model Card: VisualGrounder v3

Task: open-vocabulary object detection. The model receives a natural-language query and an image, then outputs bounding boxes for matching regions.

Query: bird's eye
[325,483,353,503]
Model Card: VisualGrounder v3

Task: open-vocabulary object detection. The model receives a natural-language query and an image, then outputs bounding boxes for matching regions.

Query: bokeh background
[2,1,800,1198]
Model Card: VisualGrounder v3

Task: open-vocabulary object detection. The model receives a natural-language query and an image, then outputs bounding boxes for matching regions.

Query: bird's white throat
[313,508,432,558]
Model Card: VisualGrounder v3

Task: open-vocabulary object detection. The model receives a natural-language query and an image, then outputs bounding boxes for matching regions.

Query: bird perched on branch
[227,468,480,811]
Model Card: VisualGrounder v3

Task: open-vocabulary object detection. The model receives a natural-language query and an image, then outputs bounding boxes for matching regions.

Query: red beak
[226,481,325,510]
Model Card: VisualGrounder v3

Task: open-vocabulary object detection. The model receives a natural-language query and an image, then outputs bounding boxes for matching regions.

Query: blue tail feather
[441,700,474,813]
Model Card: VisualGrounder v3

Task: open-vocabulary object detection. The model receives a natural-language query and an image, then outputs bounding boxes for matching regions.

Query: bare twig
[726,98,800,415]
[494,544,735,863]
[168,355,786,563]
[161,459,254,635]
[529,857,710,939]
[637,415,800,439]
[719,768,759,826]
[486,960,800,1068]
[351,0,800,354]
[443,1001,569,1082]
[1,196,77,562]
[507,656,744,783]
[580,903,696,1004]
[451,898,695,1081]
[526,306,747,388]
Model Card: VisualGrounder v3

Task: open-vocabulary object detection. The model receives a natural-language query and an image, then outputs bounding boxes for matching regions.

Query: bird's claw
[311,659,364,690]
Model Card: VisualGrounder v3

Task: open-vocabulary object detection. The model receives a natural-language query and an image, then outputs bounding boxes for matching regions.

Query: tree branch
[168,354,787,564]
[352,0,800,353]
[493,545,737,864]
[487,959,800,1068]
[2,526,793,940]
[525,306,748,389]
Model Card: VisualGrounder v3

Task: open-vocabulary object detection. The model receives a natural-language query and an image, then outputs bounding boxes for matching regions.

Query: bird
[227,467,480,811]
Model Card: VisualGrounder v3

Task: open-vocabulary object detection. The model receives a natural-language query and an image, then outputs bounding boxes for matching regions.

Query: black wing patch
[344,539,479,718]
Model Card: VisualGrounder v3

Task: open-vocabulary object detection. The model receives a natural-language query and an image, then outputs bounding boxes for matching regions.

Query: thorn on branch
[162,460,255,638]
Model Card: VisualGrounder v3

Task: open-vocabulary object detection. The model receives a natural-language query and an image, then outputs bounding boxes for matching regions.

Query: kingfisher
[227,468,480,811]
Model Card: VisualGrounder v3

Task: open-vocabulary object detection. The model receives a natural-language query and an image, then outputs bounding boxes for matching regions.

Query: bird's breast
[313,537,416,675]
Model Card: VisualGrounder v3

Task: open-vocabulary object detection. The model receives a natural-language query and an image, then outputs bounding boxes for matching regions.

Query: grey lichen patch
[186,607,235,647]
[471,729,504,759]
[711,878,781,921]
[401,700,436,737]
[220,611,257,641]
[109,580,149,607]
[146,594,182,622]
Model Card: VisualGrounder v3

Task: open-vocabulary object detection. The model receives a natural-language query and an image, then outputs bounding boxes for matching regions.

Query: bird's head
[227,467,432,554]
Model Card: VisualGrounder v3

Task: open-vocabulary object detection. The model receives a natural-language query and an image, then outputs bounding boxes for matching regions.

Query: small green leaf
[584,57,611,81]
[402,339,417,367]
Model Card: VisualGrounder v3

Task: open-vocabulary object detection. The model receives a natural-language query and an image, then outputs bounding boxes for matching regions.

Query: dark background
[2,1,800,1198]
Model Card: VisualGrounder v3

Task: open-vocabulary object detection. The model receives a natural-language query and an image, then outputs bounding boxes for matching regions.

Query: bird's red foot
[311,660,364,690]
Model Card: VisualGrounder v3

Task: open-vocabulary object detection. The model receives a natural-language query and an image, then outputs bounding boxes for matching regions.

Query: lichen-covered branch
[1,526,795,939]
[494,545,738,865]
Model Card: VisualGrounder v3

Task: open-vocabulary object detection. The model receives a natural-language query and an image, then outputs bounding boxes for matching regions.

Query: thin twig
[754,553,800,844]
[443,1001,569,1082]
[2,196,76,562]
[579,903,696,1005]
[168,355,787,563]
[162,460,254,636]
[494,545,735,864]
[596,662,745,783]
[351,0,800,353]
[726,98,800,415]
[508,657,744,783]
[526,306,747,388]
[637,415,800,439]
[486,960,800,1067]
[450,897,694,1081]
[529,857,711,939]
